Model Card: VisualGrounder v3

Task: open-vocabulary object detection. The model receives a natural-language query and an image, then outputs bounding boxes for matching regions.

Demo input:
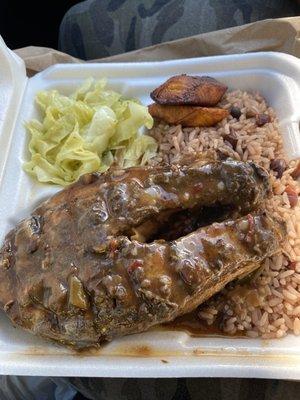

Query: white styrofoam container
[0,36,300,379]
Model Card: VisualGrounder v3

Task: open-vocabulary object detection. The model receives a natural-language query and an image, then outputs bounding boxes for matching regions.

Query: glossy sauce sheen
[164,310,243,337]
[0,160,283,349]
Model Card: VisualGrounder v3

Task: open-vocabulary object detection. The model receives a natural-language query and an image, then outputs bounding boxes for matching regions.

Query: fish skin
[0,160,282,349]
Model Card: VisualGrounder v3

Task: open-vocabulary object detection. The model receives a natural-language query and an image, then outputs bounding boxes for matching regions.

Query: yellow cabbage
[24,78,156,186]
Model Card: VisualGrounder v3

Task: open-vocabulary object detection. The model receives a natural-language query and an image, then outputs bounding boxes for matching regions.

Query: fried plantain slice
[148,103,229,127]
[150,75,227,106]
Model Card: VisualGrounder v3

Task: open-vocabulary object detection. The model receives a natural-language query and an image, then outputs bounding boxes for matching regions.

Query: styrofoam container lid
[0,36,300,378]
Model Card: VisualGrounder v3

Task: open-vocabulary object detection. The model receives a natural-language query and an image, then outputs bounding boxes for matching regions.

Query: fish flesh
[0,160,283,348]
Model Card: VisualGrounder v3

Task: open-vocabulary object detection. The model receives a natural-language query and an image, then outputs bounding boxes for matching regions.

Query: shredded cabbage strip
[24,78,156,185]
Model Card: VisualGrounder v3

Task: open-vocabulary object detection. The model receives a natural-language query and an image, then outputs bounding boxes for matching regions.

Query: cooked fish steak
[0,160,282,349]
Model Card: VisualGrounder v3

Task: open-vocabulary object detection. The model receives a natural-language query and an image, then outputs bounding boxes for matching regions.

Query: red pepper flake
[109,239,119,255]
[247,214,254,233]
[288,261,297,270]
[180,263,198,286]
[127,260,143,274]
[291,161,300,180]
[192,183,203,193]
[245,214,255,242]
[285,185,298,208]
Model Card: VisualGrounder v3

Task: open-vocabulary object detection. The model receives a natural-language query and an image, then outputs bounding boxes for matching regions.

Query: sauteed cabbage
[24,78,156,185]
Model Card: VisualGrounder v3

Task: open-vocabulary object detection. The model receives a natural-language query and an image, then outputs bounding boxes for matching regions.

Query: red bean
[223,129,238,149]
[246,109,256,118]
[285,185,298,208]
[256,113,270,126]
[270,159,287,179]
[291,161,300,180]
[230,106,242,119]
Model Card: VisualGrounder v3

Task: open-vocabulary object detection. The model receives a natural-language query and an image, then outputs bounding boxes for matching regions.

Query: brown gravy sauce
[163,309,244,338]
[163,284,260,337]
